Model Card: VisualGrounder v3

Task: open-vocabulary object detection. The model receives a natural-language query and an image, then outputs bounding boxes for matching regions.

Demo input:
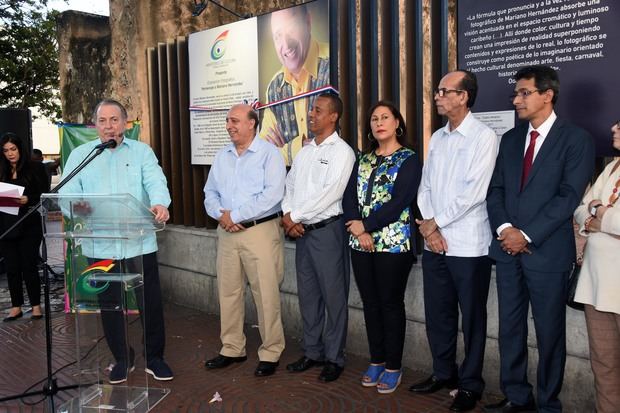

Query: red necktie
[520,130,539,190]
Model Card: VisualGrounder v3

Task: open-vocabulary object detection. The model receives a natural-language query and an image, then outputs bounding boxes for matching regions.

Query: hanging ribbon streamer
[188,85,339,113]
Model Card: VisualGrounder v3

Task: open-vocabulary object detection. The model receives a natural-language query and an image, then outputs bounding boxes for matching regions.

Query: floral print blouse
[346,147,419,253]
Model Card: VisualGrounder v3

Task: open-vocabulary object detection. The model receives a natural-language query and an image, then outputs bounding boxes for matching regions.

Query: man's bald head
[226,104,259,147]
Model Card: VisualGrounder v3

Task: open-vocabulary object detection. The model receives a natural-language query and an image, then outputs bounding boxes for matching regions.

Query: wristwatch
[590,203,603,216]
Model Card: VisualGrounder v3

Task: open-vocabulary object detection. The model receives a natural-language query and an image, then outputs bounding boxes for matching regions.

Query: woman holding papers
[0,132,49,321]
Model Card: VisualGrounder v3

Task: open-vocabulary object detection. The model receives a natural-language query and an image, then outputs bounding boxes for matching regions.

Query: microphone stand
[0,142,114,411]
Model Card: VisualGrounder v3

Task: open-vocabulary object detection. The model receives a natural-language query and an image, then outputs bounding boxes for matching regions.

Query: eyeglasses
[509,89,541,101]
[434,88,464,97]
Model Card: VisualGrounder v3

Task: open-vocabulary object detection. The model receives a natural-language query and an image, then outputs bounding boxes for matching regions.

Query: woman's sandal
[361,364,385,387]
[377,370,402,394]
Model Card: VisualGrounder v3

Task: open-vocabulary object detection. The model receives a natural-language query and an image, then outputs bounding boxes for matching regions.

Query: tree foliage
[0,0,61,120]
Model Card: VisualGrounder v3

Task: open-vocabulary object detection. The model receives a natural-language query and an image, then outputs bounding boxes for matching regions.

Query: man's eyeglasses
[434,88,464,97]
[509,89,541,101]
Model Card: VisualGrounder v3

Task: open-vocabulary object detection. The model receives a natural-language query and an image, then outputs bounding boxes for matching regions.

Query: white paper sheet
[0,182,25,215]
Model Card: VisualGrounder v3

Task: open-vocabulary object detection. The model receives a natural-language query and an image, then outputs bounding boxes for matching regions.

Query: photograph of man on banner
[257,0,330,165]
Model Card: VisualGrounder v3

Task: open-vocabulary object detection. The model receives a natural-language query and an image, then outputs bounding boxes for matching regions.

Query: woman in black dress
[0,132,49,321]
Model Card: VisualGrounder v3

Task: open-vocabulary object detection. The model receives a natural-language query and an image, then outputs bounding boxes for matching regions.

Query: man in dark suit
[484,65,594,413]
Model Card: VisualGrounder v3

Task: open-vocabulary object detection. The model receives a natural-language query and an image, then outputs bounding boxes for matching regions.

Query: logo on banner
[77,259,116,295]
[211,30,229,60]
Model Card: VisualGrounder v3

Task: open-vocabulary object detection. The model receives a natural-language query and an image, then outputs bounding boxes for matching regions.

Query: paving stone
[0,294,494,412]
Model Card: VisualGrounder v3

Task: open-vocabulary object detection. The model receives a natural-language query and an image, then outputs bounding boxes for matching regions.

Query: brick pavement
[0,278,497,413]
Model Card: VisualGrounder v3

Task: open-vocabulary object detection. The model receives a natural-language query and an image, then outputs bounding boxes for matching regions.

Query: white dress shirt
[496,111,557,239]
[282,131,355,224]
[417,111,499,257]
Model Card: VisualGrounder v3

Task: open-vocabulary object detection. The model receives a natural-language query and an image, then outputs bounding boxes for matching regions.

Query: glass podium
[42,194,170,413]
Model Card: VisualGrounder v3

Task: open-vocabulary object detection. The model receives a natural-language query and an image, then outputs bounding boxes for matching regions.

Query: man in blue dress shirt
[61,99,173,384]
[204,103,287,377]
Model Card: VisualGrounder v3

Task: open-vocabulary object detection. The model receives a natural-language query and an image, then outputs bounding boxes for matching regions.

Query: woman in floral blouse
[343,101,422,393]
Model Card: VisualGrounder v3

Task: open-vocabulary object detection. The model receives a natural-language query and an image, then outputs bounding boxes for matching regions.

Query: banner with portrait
[189,0,331,165]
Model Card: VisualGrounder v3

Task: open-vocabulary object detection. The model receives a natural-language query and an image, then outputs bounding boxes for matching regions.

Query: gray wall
[157,225,594,412]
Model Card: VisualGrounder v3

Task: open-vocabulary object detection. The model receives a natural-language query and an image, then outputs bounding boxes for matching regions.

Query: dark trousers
[351,249,414,370]
[0,232,42,308]
[495,260,568,413]
[94,252,166,363]
[422,251,491,394]
[295,218,350,366]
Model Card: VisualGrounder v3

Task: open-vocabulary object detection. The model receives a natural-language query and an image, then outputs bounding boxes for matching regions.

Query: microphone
[95,139,118,149]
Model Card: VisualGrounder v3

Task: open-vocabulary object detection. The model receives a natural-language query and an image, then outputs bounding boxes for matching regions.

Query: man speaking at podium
[60,98,173,384]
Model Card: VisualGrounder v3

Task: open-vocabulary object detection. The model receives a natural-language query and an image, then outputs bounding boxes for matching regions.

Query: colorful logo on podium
[77,259,116,295]
[211,30,228,60]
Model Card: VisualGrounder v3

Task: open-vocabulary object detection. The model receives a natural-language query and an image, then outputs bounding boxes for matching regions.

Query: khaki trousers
[216,219,285,362]
[584,304,620,413]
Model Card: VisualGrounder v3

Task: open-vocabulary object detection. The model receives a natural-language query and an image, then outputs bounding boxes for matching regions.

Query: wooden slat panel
[157,43,172,199]
[176,36,195,227]
[405,0,417,147]
[147,47,161,159]
[166,40,183,224]
[359,0,372,153]
[338,0,356,148]
[378,0,398,103]
[430,0,443,132]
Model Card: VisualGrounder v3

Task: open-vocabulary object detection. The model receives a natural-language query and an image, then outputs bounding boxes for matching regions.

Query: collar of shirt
[224,134,261,157]
[525,111,556,157]
[308,131,339,147]
[91,135,129,149]
[527,110,557,140]
[441,111,476,138]
[280,39,320,88]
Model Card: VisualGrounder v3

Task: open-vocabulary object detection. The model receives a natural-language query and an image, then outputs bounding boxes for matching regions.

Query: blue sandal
[361,364,385,387]
[377,370,402,394]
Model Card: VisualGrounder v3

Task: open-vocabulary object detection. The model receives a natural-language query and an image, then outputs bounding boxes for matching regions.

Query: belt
[303,215,342,232]
[240,211,282,229]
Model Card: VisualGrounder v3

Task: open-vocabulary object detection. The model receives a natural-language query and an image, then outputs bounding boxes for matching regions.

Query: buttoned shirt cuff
[289,210,301,224]
[496,223,532,243]
[150,201,170,210]
[496,223,512,236]
[433,215,445,229]
[520,230,532,243]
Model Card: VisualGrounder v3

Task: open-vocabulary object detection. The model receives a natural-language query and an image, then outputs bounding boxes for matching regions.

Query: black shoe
[109,348,135,385]
[146,358,174,381]
[3,311,23,322]
[318,361,343,382]
[482,398,537,413]
[204,354,247,369]
[255,361,278,377]
[286,356,324,372]
[408,374,458,394]
[31,314,43,320]
[450,389,481,412]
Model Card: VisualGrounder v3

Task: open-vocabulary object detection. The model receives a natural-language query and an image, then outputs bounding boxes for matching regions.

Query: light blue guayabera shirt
[59,137,171,259]
[204,136,286,223]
